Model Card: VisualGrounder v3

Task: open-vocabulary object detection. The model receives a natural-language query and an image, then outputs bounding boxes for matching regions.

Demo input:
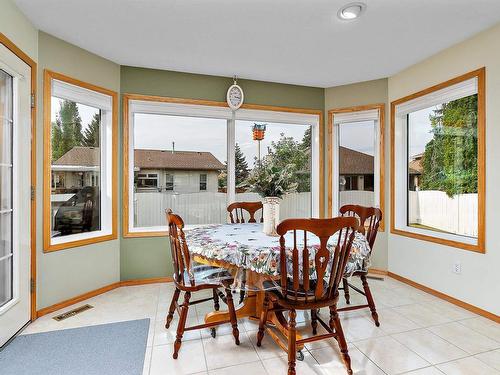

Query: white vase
[263,197,280,236]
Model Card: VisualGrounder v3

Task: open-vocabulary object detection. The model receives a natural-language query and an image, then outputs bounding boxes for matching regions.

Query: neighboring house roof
[135,149,225,171]
[409,153,423,175]
[339,146,374,175]
[53,146,100,167]
[53,147,225,172]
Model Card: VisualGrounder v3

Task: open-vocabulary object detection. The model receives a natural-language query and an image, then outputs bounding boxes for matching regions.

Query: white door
[0,44,32,347]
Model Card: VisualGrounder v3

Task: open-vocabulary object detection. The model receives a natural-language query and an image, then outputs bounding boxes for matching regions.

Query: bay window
[123,95,322,236]
[391,69,485,252]
[43,70,117,251]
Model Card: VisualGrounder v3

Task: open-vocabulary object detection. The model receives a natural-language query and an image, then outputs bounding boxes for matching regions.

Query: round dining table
[184,222,372,351]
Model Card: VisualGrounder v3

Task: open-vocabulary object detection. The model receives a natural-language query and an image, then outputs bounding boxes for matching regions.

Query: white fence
[134,191,311,227]
[339,190,375,208]
[409,190,478,237]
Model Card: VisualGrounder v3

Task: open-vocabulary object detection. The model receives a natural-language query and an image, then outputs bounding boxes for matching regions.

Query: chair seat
[176,265,233,289]
[263,279,332,303]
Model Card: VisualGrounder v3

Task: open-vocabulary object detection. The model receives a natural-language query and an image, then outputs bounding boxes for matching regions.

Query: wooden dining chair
[227,201,263,224]
[165,209,240,359]
[338,204,382,326]
[227,201,263,303]
[256,217,359,375]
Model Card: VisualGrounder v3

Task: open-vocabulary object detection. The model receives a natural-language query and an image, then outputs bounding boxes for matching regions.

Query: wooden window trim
[122,93,324,238]
[327,104,386,231]
[390,68,485,253]
[43,70,118,252]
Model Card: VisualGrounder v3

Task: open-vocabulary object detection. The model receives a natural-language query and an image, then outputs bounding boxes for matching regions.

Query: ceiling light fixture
[338,2,366,20]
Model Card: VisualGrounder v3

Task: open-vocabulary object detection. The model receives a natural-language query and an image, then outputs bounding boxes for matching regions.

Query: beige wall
[325,78,389,271]
[36,32,121,309]
[388,23,500,315]
[0,0,38,61]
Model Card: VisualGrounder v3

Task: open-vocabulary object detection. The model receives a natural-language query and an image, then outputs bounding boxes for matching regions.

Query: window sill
[44,232,118,252]
[390,226,484,253]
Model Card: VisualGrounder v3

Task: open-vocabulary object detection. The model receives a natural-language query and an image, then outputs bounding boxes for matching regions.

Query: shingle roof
[53,146,100,166]
[54,146,225,171]
[134,149,225,171]
[339,146,374,175]
[409,153,423,175]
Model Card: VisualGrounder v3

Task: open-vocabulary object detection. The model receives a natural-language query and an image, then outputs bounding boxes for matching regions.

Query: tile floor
[23,276,500,375]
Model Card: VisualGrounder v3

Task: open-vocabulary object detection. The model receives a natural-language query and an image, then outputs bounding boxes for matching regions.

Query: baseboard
[36,277,172,318]
[368,267,388,276]
[387,272,499,323]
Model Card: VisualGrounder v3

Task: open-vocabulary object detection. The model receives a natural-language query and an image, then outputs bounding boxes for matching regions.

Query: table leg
[204,291,304,351]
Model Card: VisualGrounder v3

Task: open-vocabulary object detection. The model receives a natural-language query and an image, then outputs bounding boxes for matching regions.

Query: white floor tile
[310,344,385,374]
[208,361,267,375]
[475,349,500,371]
[403,367,445,374]
[392,304,453,327]
[261,352,322,375]
[354,336,430,374]
[436,356,500,375]
[392,328,468,364]
[429,322,500,355]
[459,317,500,343]
[150,341,207,375]
[202,331,260,370]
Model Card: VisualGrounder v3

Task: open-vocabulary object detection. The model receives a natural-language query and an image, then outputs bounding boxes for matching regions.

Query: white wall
[388,23,500,315]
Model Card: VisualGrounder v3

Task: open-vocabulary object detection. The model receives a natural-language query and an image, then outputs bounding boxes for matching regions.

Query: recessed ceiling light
[338,2,366,20]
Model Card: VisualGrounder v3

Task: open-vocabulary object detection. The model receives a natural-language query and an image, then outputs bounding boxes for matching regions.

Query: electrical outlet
[453,261,461,274]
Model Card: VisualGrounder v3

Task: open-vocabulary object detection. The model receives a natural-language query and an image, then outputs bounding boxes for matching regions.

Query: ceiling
[14,0,500,87]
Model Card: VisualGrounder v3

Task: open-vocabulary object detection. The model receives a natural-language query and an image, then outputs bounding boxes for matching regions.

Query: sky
[408,106,436,158]
[339,120,375,156]
[134,114,310,167]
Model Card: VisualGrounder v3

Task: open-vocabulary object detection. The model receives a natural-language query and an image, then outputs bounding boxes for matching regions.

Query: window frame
[43,70,118,252]
[122,94,323,237]
[328,104,385,230]
[390,68,485,253]
[199,173,207,191]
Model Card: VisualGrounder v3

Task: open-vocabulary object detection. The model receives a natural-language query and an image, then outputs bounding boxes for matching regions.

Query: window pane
[0,213,12,258]
[407,94,478,238]
[0,119,12,166]
[0,257,13,308]
[235,121,312,220]
[338,120,375,208]
[50,98,102,238]
[133,114,227,227]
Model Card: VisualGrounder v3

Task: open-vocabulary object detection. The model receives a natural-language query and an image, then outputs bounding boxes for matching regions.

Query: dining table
[184,222,372,351]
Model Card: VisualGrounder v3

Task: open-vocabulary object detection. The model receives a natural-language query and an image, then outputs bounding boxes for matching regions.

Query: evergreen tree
[235,143,249,186]
[420,94,478,197]
[52,100,83,160]
[82,113,100,147]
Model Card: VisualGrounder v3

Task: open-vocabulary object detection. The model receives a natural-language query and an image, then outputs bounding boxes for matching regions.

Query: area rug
[0,318,150,375]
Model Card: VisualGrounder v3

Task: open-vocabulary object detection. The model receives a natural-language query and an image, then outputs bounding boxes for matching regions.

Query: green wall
[36,32,121,308]
[120,66,324,280]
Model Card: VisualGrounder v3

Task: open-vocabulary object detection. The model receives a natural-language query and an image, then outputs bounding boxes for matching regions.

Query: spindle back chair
[256,217,359,375]
[338,205,383,326]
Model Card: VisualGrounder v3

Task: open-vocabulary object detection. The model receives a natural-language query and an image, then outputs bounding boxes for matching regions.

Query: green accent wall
[120,66,324,280]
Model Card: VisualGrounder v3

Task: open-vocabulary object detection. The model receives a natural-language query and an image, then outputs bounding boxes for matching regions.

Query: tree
[82,113,100,147]
[420,95,478,197]
[235,143,249,187]
[52,100,83,160]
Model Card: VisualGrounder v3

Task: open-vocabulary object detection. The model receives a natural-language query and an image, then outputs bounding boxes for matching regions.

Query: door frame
[0,32,37,321]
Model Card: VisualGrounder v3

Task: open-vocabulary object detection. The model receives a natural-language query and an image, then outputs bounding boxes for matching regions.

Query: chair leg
[213,289,220,311]
[330,306,352,375]
[311,309,318,335]
[287,310,297,375]
[361,274,380,327]
[173,291,191,359]
[225,288,240,345]
[342,278,350,304]
[256,296,270,347]
[165,287,180,329]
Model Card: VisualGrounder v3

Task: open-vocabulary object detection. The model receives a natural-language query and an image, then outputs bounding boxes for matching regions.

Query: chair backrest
[166,209,191,284]
[227,201,263,223]
[276,217,359,304]
[339,205,382,249]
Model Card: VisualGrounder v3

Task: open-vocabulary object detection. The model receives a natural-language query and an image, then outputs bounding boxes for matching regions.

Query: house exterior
[133,149,225,193]
[52,146,225,194]
[409,153,424,191]
[339,146,375,192]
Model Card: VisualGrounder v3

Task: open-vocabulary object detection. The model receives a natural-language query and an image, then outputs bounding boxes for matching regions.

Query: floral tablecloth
[185,223,371,279]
